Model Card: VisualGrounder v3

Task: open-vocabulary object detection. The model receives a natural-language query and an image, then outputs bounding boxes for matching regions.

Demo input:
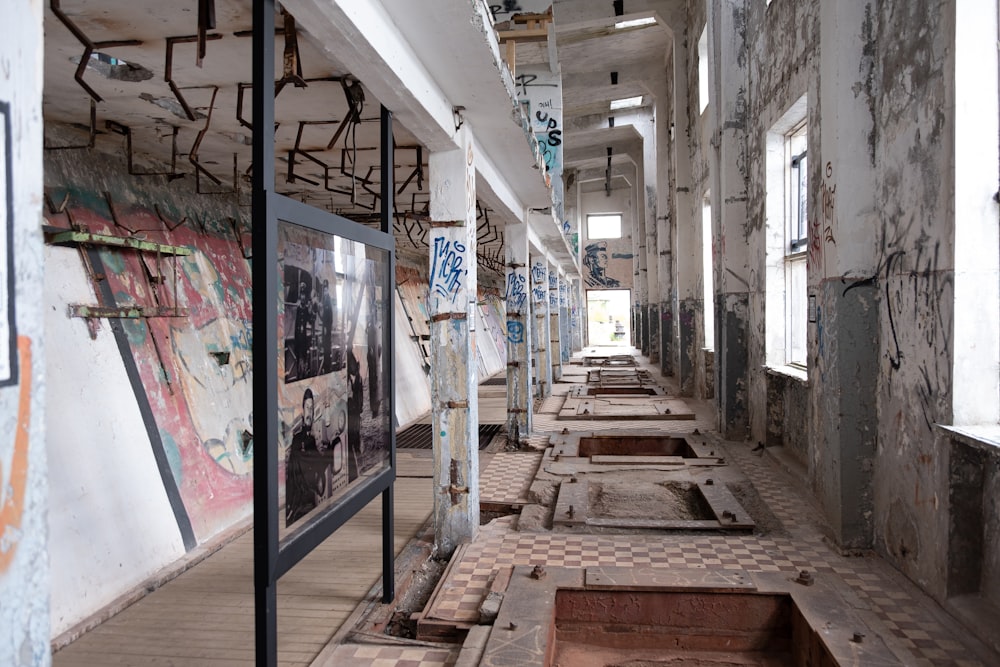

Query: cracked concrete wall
[674,2,713,402]
[871,0,955,593]
[730,0,996,623]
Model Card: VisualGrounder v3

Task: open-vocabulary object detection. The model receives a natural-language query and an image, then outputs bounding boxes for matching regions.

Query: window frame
[586,213,623,240]
[764,95,809,375]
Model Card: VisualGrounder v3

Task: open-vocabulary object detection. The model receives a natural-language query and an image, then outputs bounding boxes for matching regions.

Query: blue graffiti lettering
[430,236,466,303]
[506,272,527,312]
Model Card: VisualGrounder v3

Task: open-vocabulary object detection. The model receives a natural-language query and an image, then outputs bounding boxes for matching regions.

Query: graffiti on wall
[583,241,621,287]
[45,200,256,542]
[0,336,30,574]
[430,236,467,304]
[506,271,527,313]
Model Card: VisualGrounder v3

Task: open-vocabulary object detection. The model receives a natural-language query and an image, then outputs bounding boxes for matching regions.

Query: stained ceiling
[42,0,680,277]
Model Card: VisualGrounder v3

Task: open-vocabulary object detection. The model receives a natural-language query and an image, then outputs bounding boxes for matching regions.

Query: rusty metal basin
[552,588,800,665]
[478,567,897,666]
[578,434,695,457]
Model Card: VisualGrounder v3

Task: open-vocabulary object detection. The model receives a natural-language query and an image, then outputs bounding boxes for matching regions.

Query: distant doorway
[586,289,632,346]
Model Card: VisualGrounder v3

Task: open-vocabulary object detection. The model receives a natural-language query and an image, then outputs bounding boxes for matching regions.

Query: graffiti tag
[506,320,525,344]
[430,236,466,303]
[506,272,527,312]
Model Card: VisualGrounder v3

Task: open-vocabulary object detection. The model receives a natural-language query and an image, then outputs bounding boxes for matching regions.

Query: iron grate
[481,377,507,386]
[396,423,503,450]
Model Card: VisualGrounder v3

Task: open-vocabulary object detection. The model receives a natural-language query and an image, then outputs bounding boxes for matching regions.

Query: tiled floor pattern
[315,645,458,667]
[326,354,996,666]
[536,395,563,414]
[478,452,542,505]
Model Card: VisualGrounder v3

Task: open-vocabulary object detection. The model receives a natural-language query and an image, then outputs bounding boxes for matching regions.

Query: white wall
[393,292,431,428]
[45,245,185,637]
[0,2,48,664]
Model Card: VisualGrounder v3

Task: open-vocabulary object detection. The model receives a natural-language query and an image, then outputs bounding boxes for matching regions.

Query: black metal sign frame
[252,1,396,664]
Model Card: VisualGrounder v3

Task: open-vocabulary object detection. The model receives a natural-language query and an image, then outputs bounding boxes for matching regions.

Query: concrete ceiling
[41,0,681,277]
[551,0,675,202]
[42,0,560,276]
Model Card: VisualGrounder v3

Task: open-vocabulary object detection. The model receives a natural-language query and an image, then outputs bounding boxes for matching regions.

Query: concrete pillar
[655,51,675,377]
[0,2,48,664]
[548,264,563,381]
[672,34,699,397]
[709,0,750,438]
[428,127,479,555]
[642,109,660,364]
[531,254,552,397]
[504,222,532,443]
[632,162,647,352]
[570,277,584,352]
[810,0,880,549]
[558,274,571,365]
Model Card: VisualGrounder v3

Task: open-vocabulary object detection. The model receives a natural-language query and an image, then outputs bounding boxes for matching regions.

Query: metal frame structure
[252,2,396,664]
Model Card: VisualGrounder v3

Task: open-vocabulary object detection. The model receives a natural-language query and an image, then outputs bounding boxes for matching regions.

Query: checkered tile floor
[479,452,542,504]
[314,645,458,667]
[329,361,997,666]
[536,395,564,414]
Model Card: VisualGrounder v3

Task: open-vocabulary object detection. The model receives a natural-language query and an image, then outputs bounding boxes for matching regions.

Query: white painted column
[531,255,552,397]
[673,33,699,395]
[504,222,532,443]
[632,162,648,351]
[642,108,660,364]
[548,263,562,381]
[570,277,584,352]
[0,1,47,663]
[428,127,479,555]
[655,55,674,377]
[558,273,571,366]
[709,0,750,438]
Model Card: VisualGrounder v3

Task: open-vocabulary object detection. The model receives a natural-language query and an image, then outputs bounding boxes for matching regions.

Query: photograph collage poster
[278,221,390,528]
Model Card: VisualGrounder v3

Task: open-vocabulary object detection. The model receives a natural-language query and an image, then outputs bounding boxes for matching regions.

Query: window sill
[936,424,1000,451]
[765,364,808,384]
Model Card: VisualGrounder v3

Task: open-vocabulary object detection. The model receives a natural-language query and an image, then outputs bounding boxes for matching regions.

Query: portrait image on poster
[279,221,391,529]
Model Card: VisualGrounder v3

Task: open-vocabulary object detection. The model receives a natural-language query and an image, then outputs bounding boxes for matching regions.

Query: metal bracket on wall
[105,120,185,180]
[275,9,307,95]
[43,99,97,151]
[44,228,193,256]
[67,305,190,319]
[164,33,223,121]
[49,0,143,103]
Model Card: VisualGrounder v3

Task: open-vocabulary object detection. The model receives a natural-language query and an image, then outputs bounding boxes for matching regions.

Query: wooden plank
[54,477,433,667]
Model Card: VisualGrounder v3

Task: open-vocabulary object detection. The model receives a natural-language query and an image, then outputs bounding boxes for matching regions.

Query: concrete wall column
[0,1,48,663]
[428,127,479,556]
[709,0,750,438]
[504,222,532,443]
[643,109,660,365]
[632,162,648,351]
[548,264,563,381]
[655,50,675,377]
[558,273,571,365]
[673,33,699,397]
[803,0,880,550]
[531,255,552,397]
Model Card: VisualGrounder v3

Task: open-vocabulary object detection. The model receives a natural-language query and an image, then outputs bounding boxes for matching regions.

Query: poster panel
[278,220,391,529]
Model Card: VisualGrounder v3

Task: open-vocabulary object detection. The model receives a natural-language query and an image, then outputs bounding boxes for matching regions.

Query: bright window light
[614,17,657,29]
[610,96,642,111]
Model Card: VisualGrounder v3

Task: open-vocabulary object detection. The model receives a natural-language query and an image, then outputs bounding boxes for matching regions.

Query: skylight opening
[614,17,657,29]
[610,96,643,111]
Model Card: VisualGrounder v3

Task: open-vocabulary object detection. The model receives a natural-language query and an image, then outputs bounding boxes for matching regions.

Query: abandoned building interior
[1,0,999,664]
